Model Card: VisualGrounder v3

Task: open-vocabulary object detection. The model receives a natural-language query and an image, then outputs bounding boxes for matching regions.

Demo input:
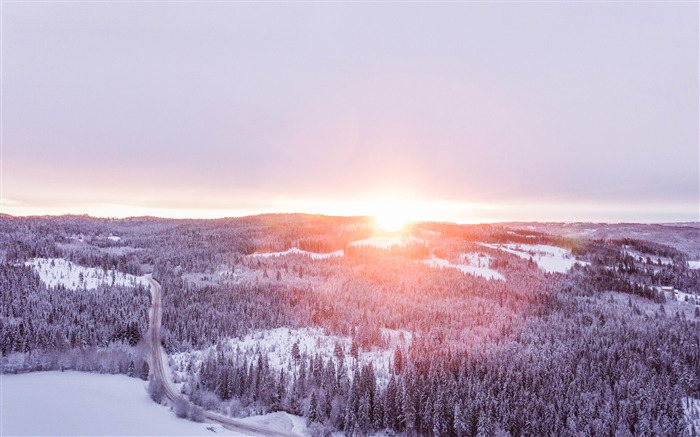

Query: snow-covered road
[145,275,300,437]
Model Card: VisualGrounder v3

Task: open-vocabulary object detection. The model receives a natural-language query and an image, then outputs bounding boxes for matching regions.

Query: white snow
[107,235,122,242]
[171,327,411,388]
[683,397,700,436]
[0,371,246,436]
[622,247,675,266]
[423,254,505,281]
[688,261,700,269]
[238,412,307,436]
[674,290,698,305]
[480,243,589,274]
[25,257,149,290]
[657,286,699,307]
[250,248,344,260]
[349,236,423,249]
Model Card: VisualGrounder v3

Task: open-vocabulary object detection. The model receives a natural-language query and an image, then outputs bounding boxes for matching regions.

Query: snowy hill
[25,257,148,290]
[480,243,588,273]
[423,253,505,281]
[171,327,411,388]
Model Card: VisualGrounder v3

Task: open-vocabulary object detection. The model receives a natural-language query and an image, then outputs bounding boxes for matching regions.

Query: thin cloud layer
[3,2,698,221]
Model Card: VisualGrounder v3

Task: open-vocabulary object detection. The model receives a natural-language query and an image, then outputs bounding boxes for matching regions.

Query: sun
[366,195,420,233]
[374,212,408,233]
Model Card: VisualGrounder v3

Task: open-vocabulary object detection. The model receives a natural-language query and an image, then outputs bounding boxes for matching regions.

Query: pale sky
[2,2,698,223]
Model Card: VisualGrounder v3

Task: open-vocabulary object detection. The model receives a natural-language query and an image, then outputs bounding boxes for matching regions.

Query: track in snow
[145,275,300,437]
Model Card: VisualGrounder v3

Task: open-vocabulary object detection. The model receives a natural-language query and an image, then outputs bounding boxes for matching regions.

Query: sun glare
[371,198,416,233]
[374,212,409,233]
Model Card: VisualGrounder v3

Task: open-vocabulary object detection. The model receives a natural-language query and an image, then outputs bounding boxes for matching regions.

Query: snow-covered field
[480,244,588,273]
[688,261,700,270]
[423,253,505,281]
[0,371,245,436]
[25,257,149,290]
[349,236,423,249]
[250,248,344,260]
[171,327,411,388]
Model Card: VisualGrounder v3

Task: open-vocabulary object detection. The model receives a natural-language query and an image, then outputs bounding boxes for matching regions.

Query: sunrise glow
[374,212,409,233]
[1,3,698,435]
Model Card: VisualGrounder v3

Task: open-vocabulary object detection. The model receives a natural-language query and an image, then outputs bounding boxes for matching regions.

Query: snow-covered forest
[2,214,700,436]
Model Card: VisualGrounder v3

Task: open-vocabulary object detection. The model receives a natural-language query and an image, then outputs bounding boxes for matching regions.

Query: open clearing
[0,371,245,436]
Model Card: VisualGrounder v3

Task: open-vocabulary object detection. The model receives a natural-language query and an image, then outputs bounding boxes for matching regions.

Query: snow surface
[683,397,700,435]
[0,371,246,436]
[171,327,411,388]
[622,247,675,266]
[657,286,699,307]
[349,236,423,249]
[237,411,307,436]
[480,243,589,274]
[107,235,122,242]
[688,261,700,269]
[423,254,504,281]
[250,248,344,260]
[25,257,149,290]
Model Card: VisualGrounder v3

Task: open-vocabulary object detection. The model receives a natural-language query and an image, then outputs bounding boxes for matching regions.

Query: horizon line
[2,211,698,227]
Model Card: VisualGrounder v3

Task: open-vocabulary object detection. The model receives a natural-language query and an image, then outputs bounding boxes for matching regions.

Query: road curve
[145,274,300,437]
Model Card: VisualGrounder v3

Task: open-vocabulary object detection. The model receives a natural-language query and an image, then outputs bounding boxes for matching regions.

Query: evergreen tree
[393,347,403,374]
[308,391,321,425]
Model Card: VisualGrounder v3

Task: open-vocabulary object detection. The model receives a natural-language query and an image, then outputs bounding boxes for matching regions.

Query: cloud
[0,198,22,207]
[2,2,697,222]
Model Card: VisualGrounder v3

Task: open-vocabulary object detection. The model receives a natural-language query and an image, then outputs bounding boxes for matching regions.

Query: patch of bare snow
[238,411,307,436]
[249,248,344,260]
[657,286,699,306]
[622,247,675,266]
[107,235,122,242]
[423,254,504,281]
[688,261,700,269]
[349,236,423,249]
[25,257,149,290]
[171,327,411,388]
[480,243,588,274]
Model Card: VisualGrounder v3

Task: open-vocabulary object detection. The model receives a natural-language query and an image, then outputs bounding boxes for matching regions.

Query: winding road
[145,274,299,437]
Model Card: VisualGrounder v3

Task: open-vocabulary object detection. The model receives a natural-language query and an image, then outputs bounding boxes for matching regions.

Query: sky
[2,2,698,223]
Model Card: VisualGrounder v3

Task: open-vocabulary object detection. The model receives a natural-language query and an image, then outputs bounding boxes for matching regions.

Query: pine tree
[432,393,444,437]
[394,347,403,374]
[272,368,286,411]
[289,375,301,415]
[401,381,416,435]
[334,341,345,362]
[454,403,467,437]
[358,393,372,436]
[350,337,359,362]
[344,393,358,437]
[308,391,320,425]
[372,392,383,430]
[140,361,150,380]
[383,376,398,431]
[477,412,492,437]
[292,341,301,364]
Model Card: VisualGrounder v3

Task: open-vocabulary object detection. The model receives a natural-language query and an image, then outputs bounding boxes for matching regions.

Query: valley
[1,214,699,436]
